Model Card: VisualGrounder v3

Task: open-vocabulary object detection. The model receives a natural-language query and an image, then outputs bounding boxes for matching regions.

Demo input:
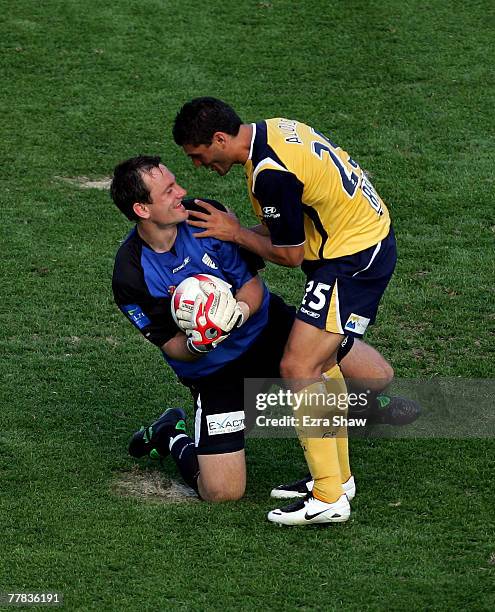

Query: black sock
[170,434,200,492]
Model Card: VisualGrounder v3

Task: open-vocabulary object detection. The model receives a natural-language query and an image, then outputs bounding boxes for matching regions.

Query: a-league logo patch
[344,313,370,335]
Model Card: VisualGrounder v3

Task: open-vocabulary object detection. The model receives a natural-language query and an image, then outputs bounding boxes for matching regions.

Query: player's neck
[236,123,254,164]
[137,223,178,253]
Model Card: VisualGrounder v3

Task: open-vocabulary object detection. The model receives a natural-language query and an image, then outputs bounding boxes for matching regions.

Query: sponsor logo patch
[300,306,320,319]
[121,304,151,330]
[201,253,218,269]
[172,256,191,274]
[344,313,370,335]
[206,411,245,436]
[262,206,280,219]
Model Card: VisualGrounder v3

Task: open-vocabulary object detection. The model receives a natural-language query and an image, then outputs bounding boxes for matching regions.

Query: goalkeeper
[112,155,295,505]
[111,155,408,522]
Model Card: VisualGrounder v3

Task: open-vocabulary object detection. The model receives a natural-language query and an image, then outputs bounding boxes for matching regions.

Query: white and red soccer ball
[170,274,232,331]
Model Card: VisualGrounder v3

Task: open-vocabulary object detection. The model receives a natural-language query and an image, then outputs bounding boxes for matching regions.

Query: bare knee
[197,450,246,502]
[381,361,394,386]
[280,354,320,380]
[199,483,245,503]
[358,359,394,393]
[370,354,394,387]
[340,339,394,388]
[280,354,297,379]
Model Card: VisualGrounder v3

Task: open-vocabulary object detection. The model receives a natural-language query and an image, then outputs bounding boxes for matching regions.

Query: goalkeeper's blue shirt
[112,199,269,379]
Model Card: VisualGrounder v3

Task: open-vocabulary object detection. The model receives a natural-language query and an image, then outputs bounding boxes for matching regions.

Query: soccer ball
[171,274,232,331]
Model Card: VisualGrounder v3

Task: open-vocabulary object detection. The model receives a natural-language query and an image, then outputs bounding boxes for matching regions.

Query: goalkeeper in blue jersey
[112,155,295,503]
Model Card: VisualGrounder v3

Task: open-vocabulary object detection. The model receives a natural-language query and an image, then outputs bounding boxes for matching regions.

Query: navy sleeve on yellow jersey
[253,169,306,247]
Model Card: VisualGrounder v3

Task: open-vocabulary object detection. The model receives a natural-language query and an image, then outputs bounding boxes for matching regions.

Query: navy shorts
[297,227,397,338]
[181,294,296,455]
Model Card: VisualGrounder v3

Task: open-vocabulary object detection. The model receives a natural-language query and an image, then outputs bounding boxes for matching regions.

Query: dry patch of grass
[112,466,197,504]
[56,176,112,190]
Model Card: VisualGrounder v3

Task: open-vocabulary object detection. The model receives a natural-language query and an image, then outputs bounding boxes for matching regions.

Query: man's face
[183,138,235,176]
[140,164,188,226]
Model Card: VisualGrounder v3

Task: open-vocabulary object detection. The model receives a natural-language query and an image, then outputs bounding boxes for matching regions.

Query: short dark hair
[172,97,242,146]
[110,156,161,221]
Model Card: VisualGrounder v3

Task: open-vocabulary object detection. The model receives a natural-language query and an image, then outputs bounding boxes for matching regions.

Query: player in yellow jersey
[173,97,418,526]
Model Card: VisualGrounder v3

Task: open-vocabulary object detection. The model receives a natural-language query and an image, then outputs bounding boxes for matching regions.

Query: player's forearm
[248,224,271,236]
[234,226,304,267]
[162,333,201,361]
[234,275,265,321]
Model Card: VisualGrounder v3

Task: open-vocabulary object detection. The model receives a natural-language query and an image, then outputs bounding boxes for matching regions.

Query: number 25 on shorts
[302,281,332,311]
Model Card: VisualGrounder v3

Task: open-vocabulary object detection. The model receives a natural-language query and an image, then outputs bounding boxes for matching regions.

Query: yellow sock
[294,379,343,503]
[336,435,351,483]
[300,436,343,503]
[323,364,351,483]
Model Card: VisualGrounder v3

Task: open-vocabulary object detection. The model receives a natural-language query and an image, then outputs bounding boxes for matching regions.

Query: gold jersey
[244,119,391,260]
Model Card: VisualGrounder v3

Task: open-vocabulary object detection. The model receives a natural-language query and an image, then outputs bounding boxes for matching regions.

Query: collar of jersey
[135,223,184,260]
[247,122,257,161]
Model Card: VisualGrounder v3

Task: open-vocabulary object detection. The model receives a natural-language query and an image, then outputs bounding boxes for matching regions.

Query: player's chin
[214,165,230,176]
[174,204,188,219]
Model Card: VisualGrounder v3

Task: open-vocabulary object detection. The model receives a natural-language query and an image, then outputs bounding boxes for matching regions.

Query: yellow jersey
[244,119,391,260]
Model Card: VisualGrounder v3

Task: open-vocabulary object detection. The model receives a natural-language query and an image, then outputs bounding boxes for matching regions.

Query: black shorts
[297,228,397,337]
[180,293,295,455]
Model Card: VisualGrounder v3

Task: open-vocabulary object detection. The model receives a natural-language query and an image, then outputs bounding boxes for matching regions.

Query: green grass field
[1,0,494,609]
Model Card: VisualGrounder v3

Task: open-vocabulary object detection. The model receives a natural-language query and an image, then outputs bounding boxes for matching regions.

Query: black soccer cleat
[271,474,356,501]
[370,395,421,426]
[128,408,187,459]
[270,474,313,499]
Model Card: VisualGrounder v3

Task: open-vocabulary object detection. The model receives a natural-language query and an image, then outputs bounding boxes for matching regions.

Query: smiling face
[134,164,188,227]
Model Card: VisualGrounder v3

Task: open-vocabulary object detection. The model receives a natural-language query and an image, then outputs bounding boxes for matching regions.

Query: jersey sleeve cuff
[272,241,306,248]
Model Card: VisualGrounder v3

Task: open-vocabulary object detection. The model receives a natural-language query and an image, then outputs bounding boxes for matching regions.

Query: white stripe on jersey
[247,122,257,160]
[194,394,202,447]
[334,280,344,334]
[252,157,288,192]
[352,241,382,277]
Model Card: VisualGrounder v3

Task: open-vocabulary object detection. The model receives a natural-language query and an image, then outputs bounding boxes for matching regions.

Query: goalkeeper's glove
[199,281,248,330]
[183,284,248,354]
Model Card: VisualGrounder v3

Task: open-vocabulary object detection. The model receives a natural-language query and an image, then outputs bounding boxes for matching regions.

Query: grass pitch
[1,1,494,610]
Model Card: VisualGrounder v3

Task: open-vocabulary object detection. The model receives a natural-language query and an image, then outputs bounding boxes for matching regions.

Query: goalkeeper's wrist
[186,337,209,355]
[236,301,250,326]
